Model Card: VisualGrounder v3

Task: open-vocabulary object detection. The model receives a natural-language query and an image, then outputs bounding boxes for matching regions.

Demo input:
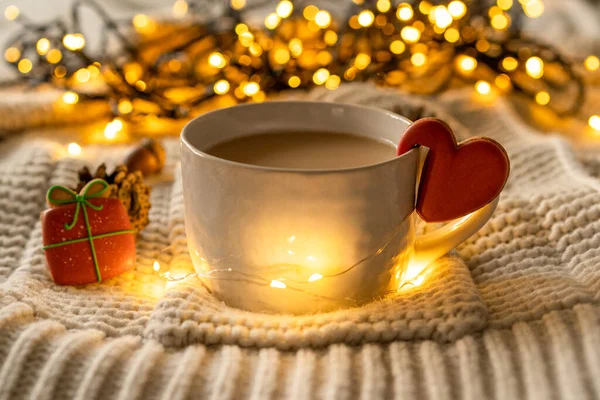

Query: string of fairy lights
[1,0,599,143]
[149,215,430,301]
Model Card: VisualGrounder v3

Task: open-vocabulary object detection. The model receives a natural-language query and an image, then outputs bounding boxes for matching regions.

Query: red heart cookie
[397,118,509,223]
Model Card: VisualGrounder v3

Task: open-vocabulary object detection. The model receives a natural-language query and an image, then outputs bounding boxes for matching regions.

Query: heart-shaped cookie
[397,118,509,223]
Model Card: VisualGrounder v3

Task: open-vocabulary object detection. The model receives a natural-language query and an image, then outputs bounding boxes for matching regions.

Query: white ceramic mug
[181,101,498,314]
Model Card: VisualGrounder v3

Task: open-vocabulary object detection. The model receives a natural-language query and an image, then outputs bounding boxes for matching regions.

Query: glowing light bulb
[239,32,254,47]
[523,0,544,18]
[476,39,490,53]
[525,56,544,79]
[167,59,181,72]
[235,24,248,35]
[111,118,123,130]
[54,66,67,78]
[276,0,293,18]
[273,48,290,64]
[488,6,503,17]
[396,3,413,21]
[63,33,85,51]
[491,13,509,30]
[377,0,391,12]
[36,38,50,55]
[410,53,427,67]
[4,5,18,21]
[344,67,357,81]
[457,55,477,72]
[324,30,338,45]
[497,0,513,10]
[475,80,491,95]
[412,21,424,32]
[118,99,133,114]
[265,12,281,29]
[352,53,370,70]
[314,10,331,28]
[230,0,246,10]
[535,91,550,105]
[444,28,460,42]
[243,82,260,96]
[153,261,161,271]
[173,0,188,17]
[135,80,147,91]
[46,49,62,64]
[419,1,433,14]
[214,80,230,95]
[433,6,453,28]
[124,63,143,84]
[325,75,341,90]
[67,143,82,156]
[104,118,123,139]
[17,59,32,74]
[270,280,286,289]
[502,56,518,71]
[288,76,301,88]
[75,68,91,83]
[401,26,421,43]
[313,68,330,85]
[448,1,467,18]
[495,74,511,90]
[288,38,303,57]
[589,115,600,131]
[87,64,100,79]
[316,50,332,65]
[208,52,226,68]
[133,14,152,30]
[357,10,374,27]
[249,43,262,56]
[4,47,20,63]
[303,5,319,20]
[308,273,323,282]
[390,40,406,54]
[584,56,599,71]
[62,91,79,105]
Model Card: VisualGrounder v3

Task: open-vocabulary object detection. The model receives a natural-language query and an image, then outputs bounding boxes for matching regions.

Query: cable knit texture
[1,83,600,399]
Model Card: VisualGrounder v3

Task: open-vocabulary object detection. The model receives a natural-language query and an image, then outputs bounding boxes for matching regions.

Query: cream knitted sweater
[0,82,599,399]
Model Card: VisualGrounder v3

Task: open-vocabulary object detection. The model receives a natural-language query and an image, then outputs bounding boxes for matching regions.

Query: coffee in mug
[205,131,397,169]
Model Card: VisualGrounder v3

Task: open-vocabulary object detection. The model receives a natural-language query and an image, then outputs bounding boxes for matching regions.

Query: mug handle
[411,196,499,268]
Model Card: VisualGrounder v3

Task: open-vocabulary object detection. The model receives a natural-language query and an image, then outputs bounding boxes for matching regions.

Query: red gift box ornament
[42,179,137,285]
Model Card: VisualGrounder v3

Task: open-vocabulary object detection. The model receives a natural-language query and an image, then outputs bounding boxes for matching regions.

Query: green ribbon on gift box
[43,179,134,282]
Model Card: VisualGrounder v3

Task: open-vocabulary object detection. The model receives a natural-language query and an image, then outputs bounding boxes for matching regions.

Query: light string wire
[0,0,591,122]
[152,212,427,305]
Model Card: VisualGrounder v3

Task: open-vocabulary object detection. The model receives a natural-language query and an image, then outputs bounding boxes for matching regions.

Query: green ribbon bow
[44,179,134,282]
[47,179,109,230]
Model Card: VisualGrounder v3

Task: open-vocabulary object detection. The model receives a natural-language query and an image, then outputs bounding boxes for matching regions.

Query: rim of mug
[180,100,418,174]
